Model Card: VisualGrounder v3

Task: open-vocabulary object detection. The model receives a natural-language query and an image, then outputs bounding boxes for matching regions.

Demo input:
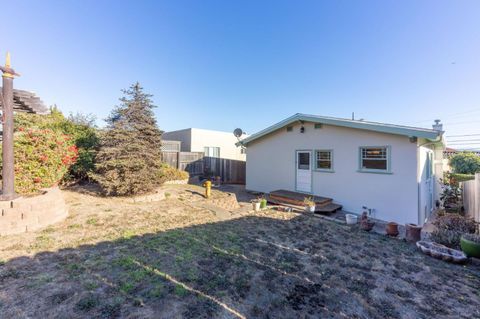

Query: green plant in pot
[460,233,480,258]
[259,196,267,209]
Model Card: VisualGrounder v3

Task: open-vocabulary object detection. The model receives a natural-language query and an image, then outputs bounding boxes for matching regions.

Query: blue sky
[1,1,480,149]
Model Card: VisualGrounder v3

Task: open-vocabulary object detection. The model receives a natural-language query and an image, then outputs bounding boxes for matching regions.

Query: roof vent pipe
[432,119,443,132]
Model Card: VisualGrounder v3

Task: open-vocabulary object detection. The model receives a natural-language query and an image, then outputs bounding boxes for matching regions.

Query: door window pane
[298,152,310,170]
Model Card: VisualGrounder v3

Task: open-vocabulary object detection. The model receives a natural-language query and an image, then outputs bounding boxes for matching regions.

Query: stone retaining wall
[163,179,189,185]
[0,187,68,236]
[209,192,240,211]
[127,189,166,203]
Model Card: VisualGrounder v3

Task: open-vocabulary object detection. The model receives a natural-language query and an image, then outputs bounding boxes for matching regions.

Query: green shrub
[449,152,480,175]
[439,172,462,212]
[0,128,78,194]
[431,214,477,248]
[15,108,99,182]
[159,164,189,183]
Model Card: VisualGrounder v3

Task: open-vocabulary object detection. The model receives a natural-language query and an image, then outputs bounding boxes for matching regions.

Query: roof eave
[239,114,442,146]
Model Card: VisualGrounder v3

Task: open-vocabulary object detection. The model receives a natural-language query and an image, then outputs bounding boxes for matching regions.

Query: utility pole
[0,53,20,200]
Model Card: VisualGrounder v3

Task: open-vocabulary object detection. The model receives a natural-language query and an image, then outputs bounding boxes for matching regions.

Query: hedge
[0,128,78,194]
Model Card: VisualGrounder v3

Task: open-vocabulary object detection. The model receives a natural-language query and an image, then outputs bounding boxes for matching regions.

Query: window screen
[316,150,332,170]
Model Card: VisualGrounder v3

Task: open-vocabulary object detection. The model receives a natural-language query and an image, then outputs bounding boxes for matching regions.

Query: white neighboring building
[238,113,445,225]
[163,128,246,161]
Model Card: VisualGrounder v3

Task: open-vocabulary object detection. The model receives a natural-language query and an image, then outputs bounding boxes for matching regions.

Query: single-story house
[238,113,445,225]
[163,128,246,161]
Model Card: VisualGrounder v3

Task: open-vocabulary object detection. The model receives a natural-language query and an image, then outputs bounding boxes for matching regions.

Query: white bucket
[346,214,358,225]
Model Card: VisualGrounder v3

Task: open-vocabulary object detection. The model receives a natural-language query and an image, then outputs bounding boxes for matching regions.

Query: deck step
[269,189,332,207]
[314,203,343,214]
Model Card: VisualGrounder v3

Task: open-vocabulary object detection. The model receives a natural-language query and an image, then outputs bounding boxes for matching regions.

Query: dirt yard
[0,184,479,318]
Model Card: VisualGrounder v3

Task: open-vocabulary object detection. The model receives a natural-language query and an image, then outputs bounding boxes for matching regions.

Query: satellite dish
[233,128,244,138]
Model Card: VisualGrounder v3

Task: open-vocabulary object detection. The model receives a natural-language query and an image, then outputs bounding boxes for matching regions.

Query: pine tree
[92,83,163,195]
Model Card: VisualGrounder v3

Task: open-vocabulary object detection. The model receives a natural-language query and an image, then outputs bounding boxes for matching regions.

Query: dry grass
[0,184,479,318]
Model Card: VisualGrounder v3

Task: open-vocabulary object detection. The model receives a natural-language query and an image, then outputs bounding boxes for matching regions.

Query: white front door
[296,151,312,193]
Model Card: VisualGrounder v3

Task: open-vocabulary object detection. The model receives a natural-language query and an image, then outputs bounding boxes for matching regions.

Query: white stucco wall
[190,128,246,161]
[246,122,420,224]
[163,128,246,161]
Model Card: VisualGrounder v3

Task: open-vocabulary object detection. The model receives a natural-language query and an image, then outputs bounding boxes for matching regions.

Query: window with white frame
[315,150,333,170]
[204,146,220,158]
[360,147,389,171]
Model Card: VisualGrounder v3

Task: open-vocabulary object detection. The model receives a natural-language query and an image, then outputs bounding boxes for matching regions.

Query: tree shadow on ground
[1,214,479,319]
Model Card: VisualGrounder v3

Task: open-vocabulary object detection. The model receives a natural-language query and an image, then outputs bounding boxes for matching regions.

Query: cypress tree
[92,83,163,195]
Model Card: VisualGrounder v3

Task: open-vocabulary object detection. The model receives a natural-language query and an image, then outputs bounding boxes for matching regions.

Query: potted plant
[252,199,261,211]
[405,223,422,242]
[460,233,480,258]
[386,222,399,237]
[303,197,316,213]
[360,212,375,231]
[259,196,267,209]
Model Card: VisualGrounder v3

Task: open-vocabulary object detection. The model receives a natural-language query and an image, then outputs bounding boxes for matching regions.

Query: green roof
[238,113,443,146]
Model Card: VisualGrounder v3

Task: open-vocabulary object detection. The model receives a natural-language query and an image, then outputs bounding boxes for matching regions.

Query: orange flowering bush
[0,128,78,194]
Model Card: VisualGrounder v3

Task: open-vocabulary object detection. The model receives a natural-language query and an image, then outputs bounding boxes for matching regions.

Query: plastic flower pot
[305,205,316,213]
[346,214,358,225]
[386,222,399,237]
[405,223,422,242]
[361,220,375,231]
[260,198,267,209]
[460,236,480,258]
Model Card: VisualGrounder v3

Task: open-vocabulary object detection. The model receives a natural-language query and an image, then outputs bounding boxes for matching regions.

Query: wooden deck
[269,189,332,207]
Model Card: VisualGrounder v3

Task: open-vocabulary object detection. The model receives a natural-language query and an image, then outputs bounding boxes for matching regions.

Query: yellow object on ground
[203,180,212,198]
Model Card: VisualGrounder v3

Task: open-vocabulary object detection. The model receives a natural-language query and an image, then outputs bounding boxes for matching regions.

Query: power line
[442,120,480,126]
[446,133,480,138]
[411,107,480,124]
[447,139,480,143]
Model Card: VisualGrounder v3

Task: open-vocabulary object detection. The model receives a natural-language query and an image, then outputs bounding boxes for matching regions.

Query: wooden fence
[161,152,246,184]
[463,173,480,223]
[204,157,246,184]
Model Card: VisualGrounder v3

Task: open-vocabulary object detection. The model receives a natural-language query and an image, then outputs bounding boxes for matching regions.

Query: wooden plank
[269,189,332,207]
[314,203,343,213]
[267,196,342,215]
